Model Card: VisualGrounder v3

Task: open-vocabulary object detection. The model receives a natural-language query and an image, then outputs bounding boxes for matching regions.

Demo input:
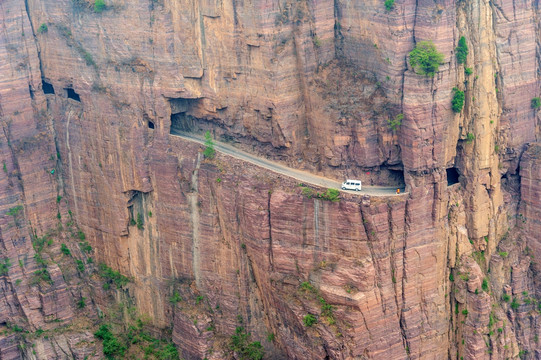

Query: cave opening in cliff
[65,88,81,102]
[388,169,405,186]
[170,112,194,132]
[169,98,200,133]
[148,120,155,129]
[447,167,460,186]
[42,80,55,94]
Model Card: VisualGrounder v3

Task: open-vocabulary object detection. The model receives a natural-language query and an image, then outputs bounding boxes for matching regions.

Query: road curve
[170,130,407,197]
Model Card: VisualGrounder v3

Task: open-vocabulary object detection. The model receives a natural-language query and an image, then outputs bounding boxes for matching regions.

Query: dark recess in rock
[446,167,460,186]
[42,80,55,94]
[65,88,80,102]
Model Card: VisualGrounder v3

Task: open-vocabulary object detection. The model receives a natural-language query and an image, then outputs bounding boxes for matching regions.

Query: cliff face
[1,0,541,359]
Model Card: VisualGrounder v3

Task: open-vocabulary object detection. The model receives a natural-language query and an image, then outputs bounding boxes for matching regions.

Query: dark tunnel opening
[65,88,81,102]
[446,167,460,186]
[42,80,55,94]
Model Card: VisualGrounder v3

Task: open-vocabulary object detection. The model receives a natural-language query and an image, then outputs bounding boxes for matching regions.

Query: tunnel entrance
[42,80,55,94]
[169,98,201,133]
[388,169,405,186]
[446,167,460,186]
[148,121,155,129]
[170,112,194,132]
[65,88,80,102]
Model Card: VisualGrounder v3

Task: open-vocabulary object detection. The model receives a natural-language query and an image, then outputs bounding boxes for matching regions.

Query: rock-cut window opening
[65,88,81,102]
[148,121,155,129]
[42,80,55,94]
[446,167,460,186]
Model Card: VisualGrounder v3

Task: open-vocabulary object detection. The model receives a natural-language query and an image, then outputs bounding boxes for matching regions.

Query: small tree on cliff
[203,131,215,159]
[409,41,445,77]
[455,36,469,64]
[94,0,105,13]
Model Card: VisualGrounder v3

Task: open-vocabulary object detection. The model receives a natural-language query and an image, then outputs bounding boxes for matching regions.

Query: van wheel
[341,187,345,190]
[356,188,360,191]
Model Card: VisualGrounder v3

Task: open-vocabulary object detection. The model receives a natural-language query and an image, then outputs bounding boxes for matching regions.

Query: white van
[341,180,362,191]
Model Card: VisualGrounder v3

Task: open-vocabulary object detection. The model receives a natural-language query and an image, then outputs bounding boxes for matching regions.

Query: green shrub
[319,188,340,202]
[482,278,489,292]
[303,314,317,327]
[409,41,444,77]
[203,131,215,159]
[94,324,126,359]
[466,132,475,143]
[94,0,106,13]
[502,293,510,302]
[388,113,403,131]
[136,213,144,230]
[98,263,129,288]
[77,231,86,241]
[384,0,395,11]
[76,259,85,272]
[7,205,23,217]
[532,97,541,109]
[169,291,182,304]
[31,269,52,285]
[0,258,11,276]
[499,251,508,258]
[456,36,468,64]
[229,327,265,360]
[38,23,48,33]
[300,186,313,198]
[449,273,454,282]
[79,241,92,253]
[461,309,468,316]
[60,244,71,256]
[77,297,86,308]
[465,67,473,76]
[452,87,465,113]
[511,298,520,310]
[300,281,316,293]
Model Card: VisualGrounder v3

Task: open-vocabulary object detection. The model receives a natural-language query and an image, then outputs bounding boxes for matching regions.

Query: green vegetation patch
[451,87,465,113]
[388,113,403,131]
[0,258,11,276]
[303,314,317,327]
[384,0,395,11]
[38,23,48,33]
[94,0,106,12]
[532,97,541,109]
[94,324,126,359]
[409,41,444,77]
[98,263,130,288]
[203,131,215,159]
[229,326,265,360]
[456,36,468,64]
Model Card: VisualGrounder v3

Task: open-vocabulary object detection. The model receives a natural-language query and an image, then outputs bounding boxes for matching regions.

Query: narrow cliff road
[170,130,407,197]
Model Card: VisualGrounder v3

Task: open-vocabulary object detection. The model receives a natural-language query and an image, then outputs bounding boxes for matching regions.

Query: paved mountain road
[170,130,407,197]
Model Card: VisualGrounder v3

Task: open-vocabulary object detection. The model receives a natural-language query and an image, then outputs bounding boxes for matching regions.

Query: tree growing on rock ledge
[94,0,105,12]
[409,41,445,77]
[203,131,215,159]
